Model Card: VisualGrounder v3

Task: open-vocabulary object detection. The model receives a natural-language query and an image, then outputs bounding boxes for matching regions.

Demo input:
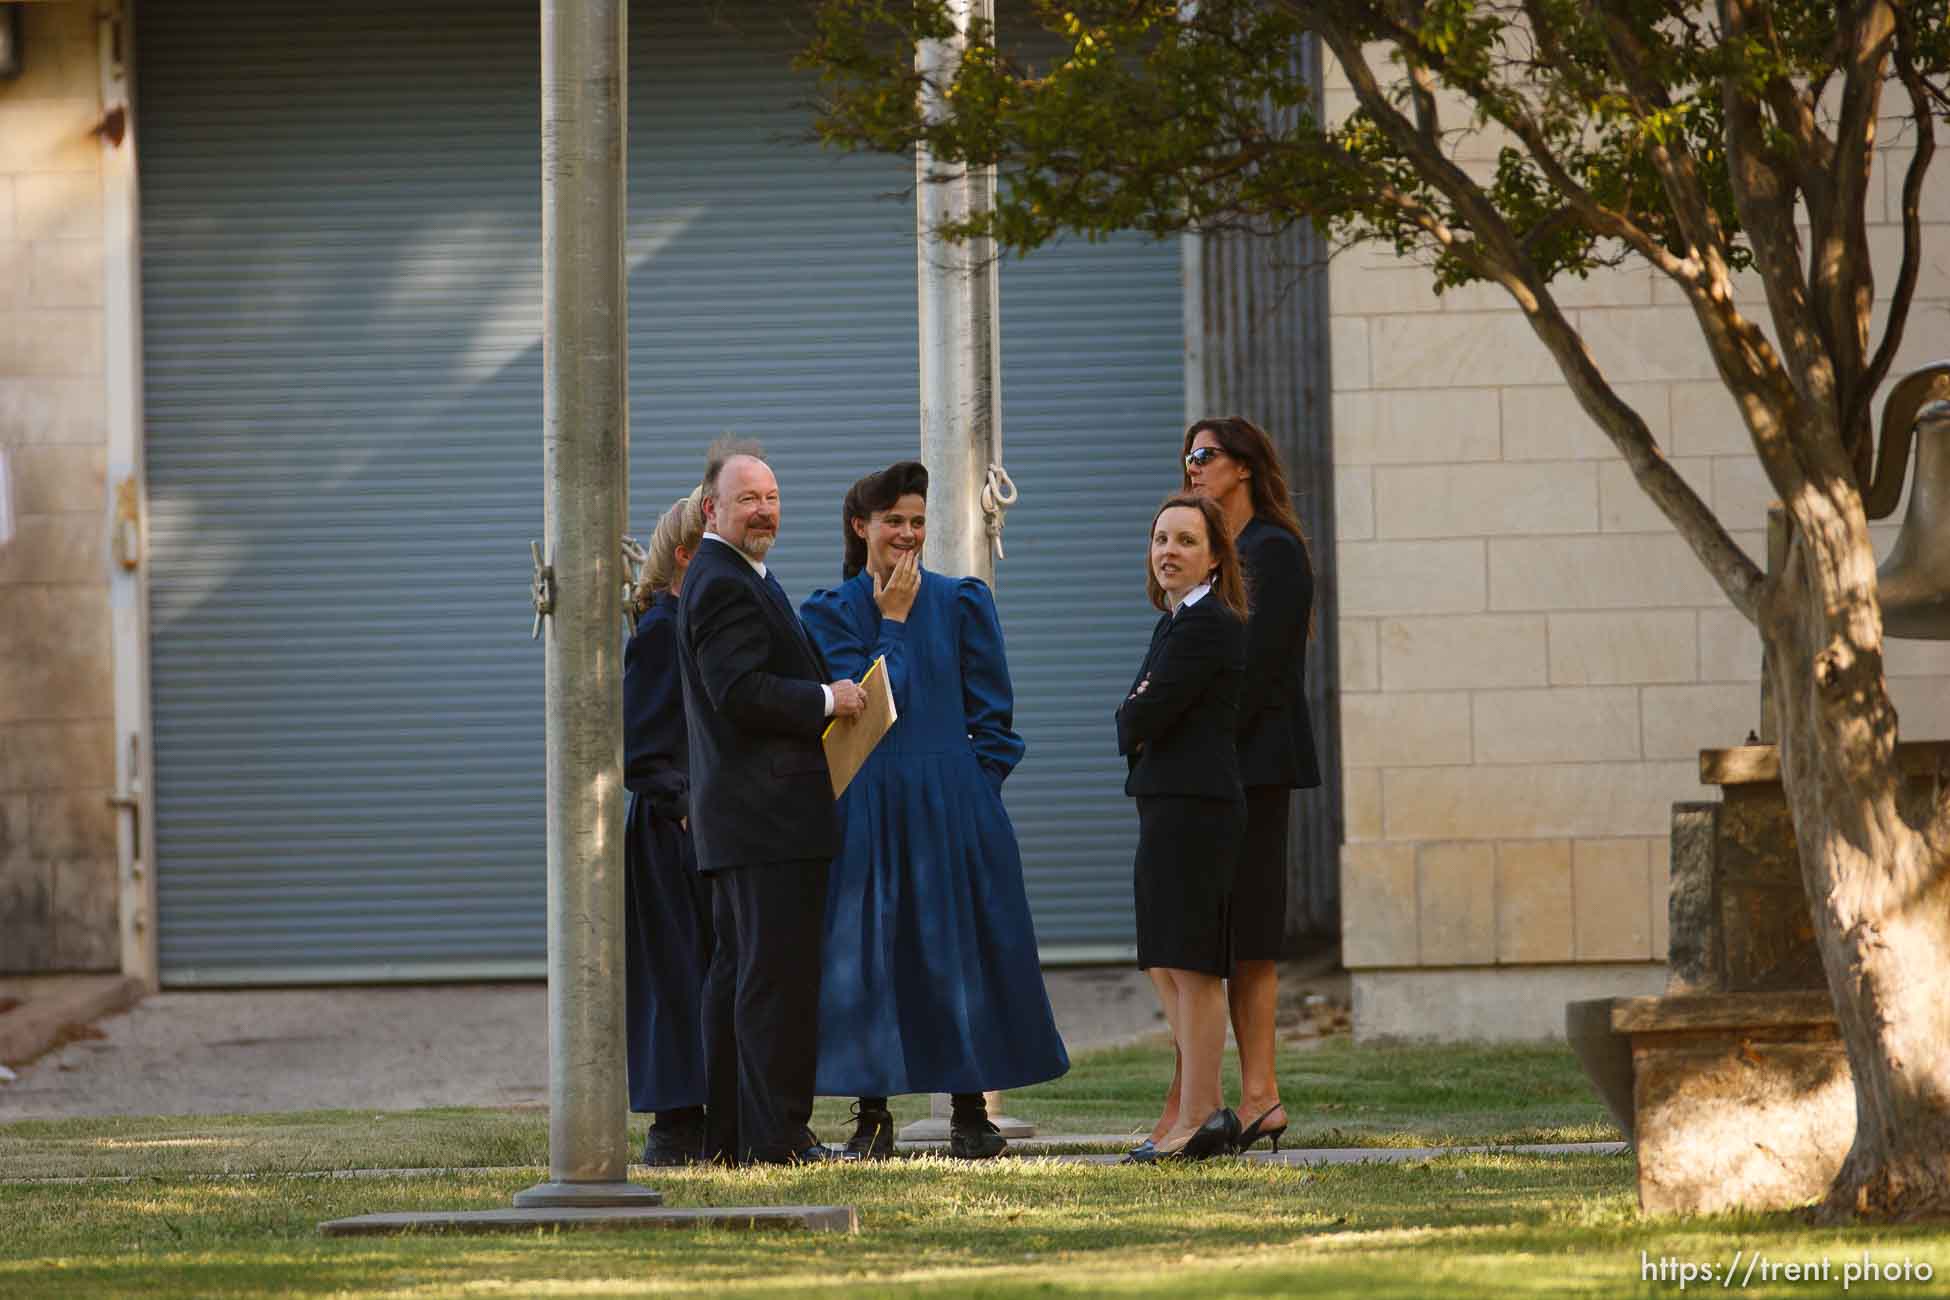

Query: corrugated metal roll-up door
[139,0,1183,982]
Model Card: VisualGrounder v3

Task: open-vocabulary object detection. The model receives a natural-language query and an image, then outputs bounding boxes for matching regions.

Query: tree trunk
[1796,810,1950,1220]
[1764,498,1950,1221]
[1820,901,1950,1220]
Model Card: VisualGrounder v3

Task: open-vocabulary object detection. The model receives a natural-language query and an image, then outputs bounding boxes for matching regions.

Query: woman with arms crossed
[800,461,1069,1160]
[622,488,714,1165]
[1119,494,1250,1162]
[1181,416,1322,1154]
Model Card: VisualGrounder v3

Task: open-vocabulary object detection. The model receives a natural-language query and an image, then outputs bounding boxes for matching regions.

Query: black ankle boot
[843,1099,895,1160]
[948,1094,1006,1160]
[641,1107,707,1166]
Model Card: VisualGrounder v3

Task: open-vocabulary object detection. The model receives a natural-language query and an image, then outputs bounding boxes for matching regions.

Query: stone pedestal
[1613,991,1850,1215]
[1668,746,1835,995]
[1563,744,1950,1214]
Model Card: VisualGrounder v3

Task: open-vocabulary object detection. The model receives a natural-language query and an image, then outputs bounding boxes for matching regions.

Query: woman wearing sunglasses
[1118,493,1249,1162]
[1178,416,1322,1156]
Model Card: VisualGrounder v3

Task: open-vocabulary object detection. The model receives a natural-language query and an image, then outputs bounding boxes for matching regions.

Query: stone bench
[1610,990,1850,1215]
[1562,743,1924,1215]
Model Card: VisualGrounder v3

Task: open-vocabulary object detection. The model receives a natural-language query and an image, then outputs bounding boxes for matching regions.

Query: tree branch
[1757,3,1834,205]
[1853,6,1935,476]
[1586,4,1745,288]
[1719,0,1844,455]
[1320,16,1765,618]
[1340,1,1699,280]
[1814,3,1896,463]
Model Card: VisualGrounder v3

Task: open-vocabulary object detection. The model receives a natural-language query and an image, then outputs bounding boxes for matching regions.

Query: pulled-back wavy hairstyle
[1144,494,1249,621]
[632,486,705,615]
[841,460,929,580]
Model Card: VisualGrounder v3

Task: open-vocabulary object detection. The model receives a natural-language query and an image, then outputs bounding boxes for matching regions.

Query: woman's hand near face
[875,551,921,622]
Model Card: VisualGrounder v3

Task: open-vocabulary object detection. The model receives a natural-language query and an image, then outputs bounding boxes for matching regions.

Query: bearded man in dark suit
[675,439,866,1164]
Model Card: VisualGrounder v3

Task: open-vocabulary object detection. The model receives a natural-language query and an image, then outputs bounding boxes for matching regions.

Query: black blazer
[1115,595,1246,801]
[624,591,689,823]
[675,538,838,873]
[1236,518,1323,790]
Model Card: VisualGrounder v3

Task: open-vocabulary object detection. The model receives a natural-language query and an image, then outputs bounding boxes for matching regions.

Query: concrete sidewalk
[0,965,1179,1120]
[1025,1139,1628,1165]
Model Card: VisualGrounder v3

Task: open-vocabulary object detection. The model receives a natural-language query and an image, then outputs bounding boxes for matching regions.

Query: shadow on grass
[0,1038,1621,1183]
[7,1150,1948,1299]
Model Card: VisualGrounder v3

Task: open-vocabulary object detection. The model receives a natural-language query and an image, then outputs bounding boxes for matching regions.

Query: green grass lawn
[5,1038,1938,1298]
[987,1036,1620,1147]
[0,1037,1612,1181]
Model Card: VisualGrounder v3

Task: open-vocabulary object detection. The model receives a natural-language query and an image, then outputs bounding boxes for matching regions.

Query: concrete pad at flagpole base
[319,1204,859,1237]
[899,1091,1034,1141]
[512,1179,666,1208]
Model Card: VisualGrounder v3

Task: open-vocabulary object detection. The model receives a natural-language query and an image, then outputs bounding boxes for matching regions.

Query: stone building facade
[0,2,119,975]
[1323,51,1950,1037]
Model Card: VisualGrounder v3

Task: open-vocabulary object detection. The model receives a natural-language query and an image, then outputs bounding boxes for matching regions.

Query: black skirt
[1229,786,1292,962]
[1133,794,1246,976]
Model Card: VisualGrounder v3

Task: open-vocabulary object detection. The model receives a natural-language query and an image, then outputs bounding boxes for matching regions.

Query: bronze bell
[1870,364,1950,639]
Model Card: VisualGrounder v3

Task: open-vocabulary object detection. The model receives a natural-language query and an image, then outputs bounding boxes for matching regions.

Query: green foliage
[801,0,1948,293]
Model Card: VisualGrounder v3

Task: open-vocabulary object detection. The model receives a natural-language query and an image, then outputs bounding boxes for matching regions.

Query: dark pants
[703,857,830,1163]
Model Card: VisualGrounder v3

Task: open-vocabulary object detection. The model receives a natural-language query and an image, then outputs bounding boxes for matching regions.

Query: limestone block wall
[0,4,115,973]
[1323,53,1950,1039]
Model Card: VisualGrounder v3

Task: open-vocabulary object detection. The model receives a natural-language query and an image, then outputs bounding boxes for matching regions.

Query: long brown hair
[1180,415,1310,542]
[1144,494,1249,620]
[1180,414,1314,639]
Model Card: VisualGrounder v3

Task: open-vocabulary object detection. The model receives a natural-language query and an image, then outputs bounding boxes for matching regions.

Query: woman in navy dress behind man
[799,460,1069,1160]
[622,487,715,1165]
[1118,493,1250,1162]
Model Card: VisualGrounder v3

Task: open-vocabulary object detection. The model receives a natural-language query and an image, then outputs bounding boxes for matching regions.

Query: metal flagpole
[915,0,999,585]
[906,0,1030,1144]
[516,0,659,1210]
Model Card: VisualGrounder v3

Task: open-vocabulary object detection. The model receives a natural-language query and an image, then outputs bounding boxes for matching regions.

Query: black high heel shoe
[1235,1105,1288,1154]
[1162,1108,1239,1162]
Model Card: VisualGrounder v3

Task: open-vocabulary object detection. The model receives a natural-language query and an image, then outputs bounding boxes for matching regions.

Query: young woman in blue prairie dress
[799,461,1069,1160]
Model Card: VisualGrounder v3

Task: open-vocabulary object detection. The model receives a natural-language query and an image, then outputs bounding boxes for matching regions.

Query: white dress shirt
[1170,580,1213,614]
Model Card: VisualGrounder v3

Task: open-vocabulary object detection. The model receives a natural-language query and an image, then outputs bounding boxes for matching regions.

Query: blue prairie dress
[622,590,714,1113]
[800,568,1070,1097]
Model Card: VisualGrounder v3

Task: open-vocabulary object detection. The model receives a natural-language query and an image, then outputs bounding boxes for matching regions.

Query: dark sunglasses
[1184,446,1227,468]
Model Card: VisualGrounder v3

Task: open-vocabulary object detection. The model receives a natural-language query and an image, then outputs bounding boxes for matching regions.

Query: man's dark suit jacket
[1115,596,1246,801]
[675,537,838,873]
[1236,517,1323,790]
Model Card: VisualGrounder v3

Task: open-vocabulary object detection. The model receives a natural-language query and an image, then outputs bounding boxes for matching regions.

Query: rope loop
[981,463,1019,561]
